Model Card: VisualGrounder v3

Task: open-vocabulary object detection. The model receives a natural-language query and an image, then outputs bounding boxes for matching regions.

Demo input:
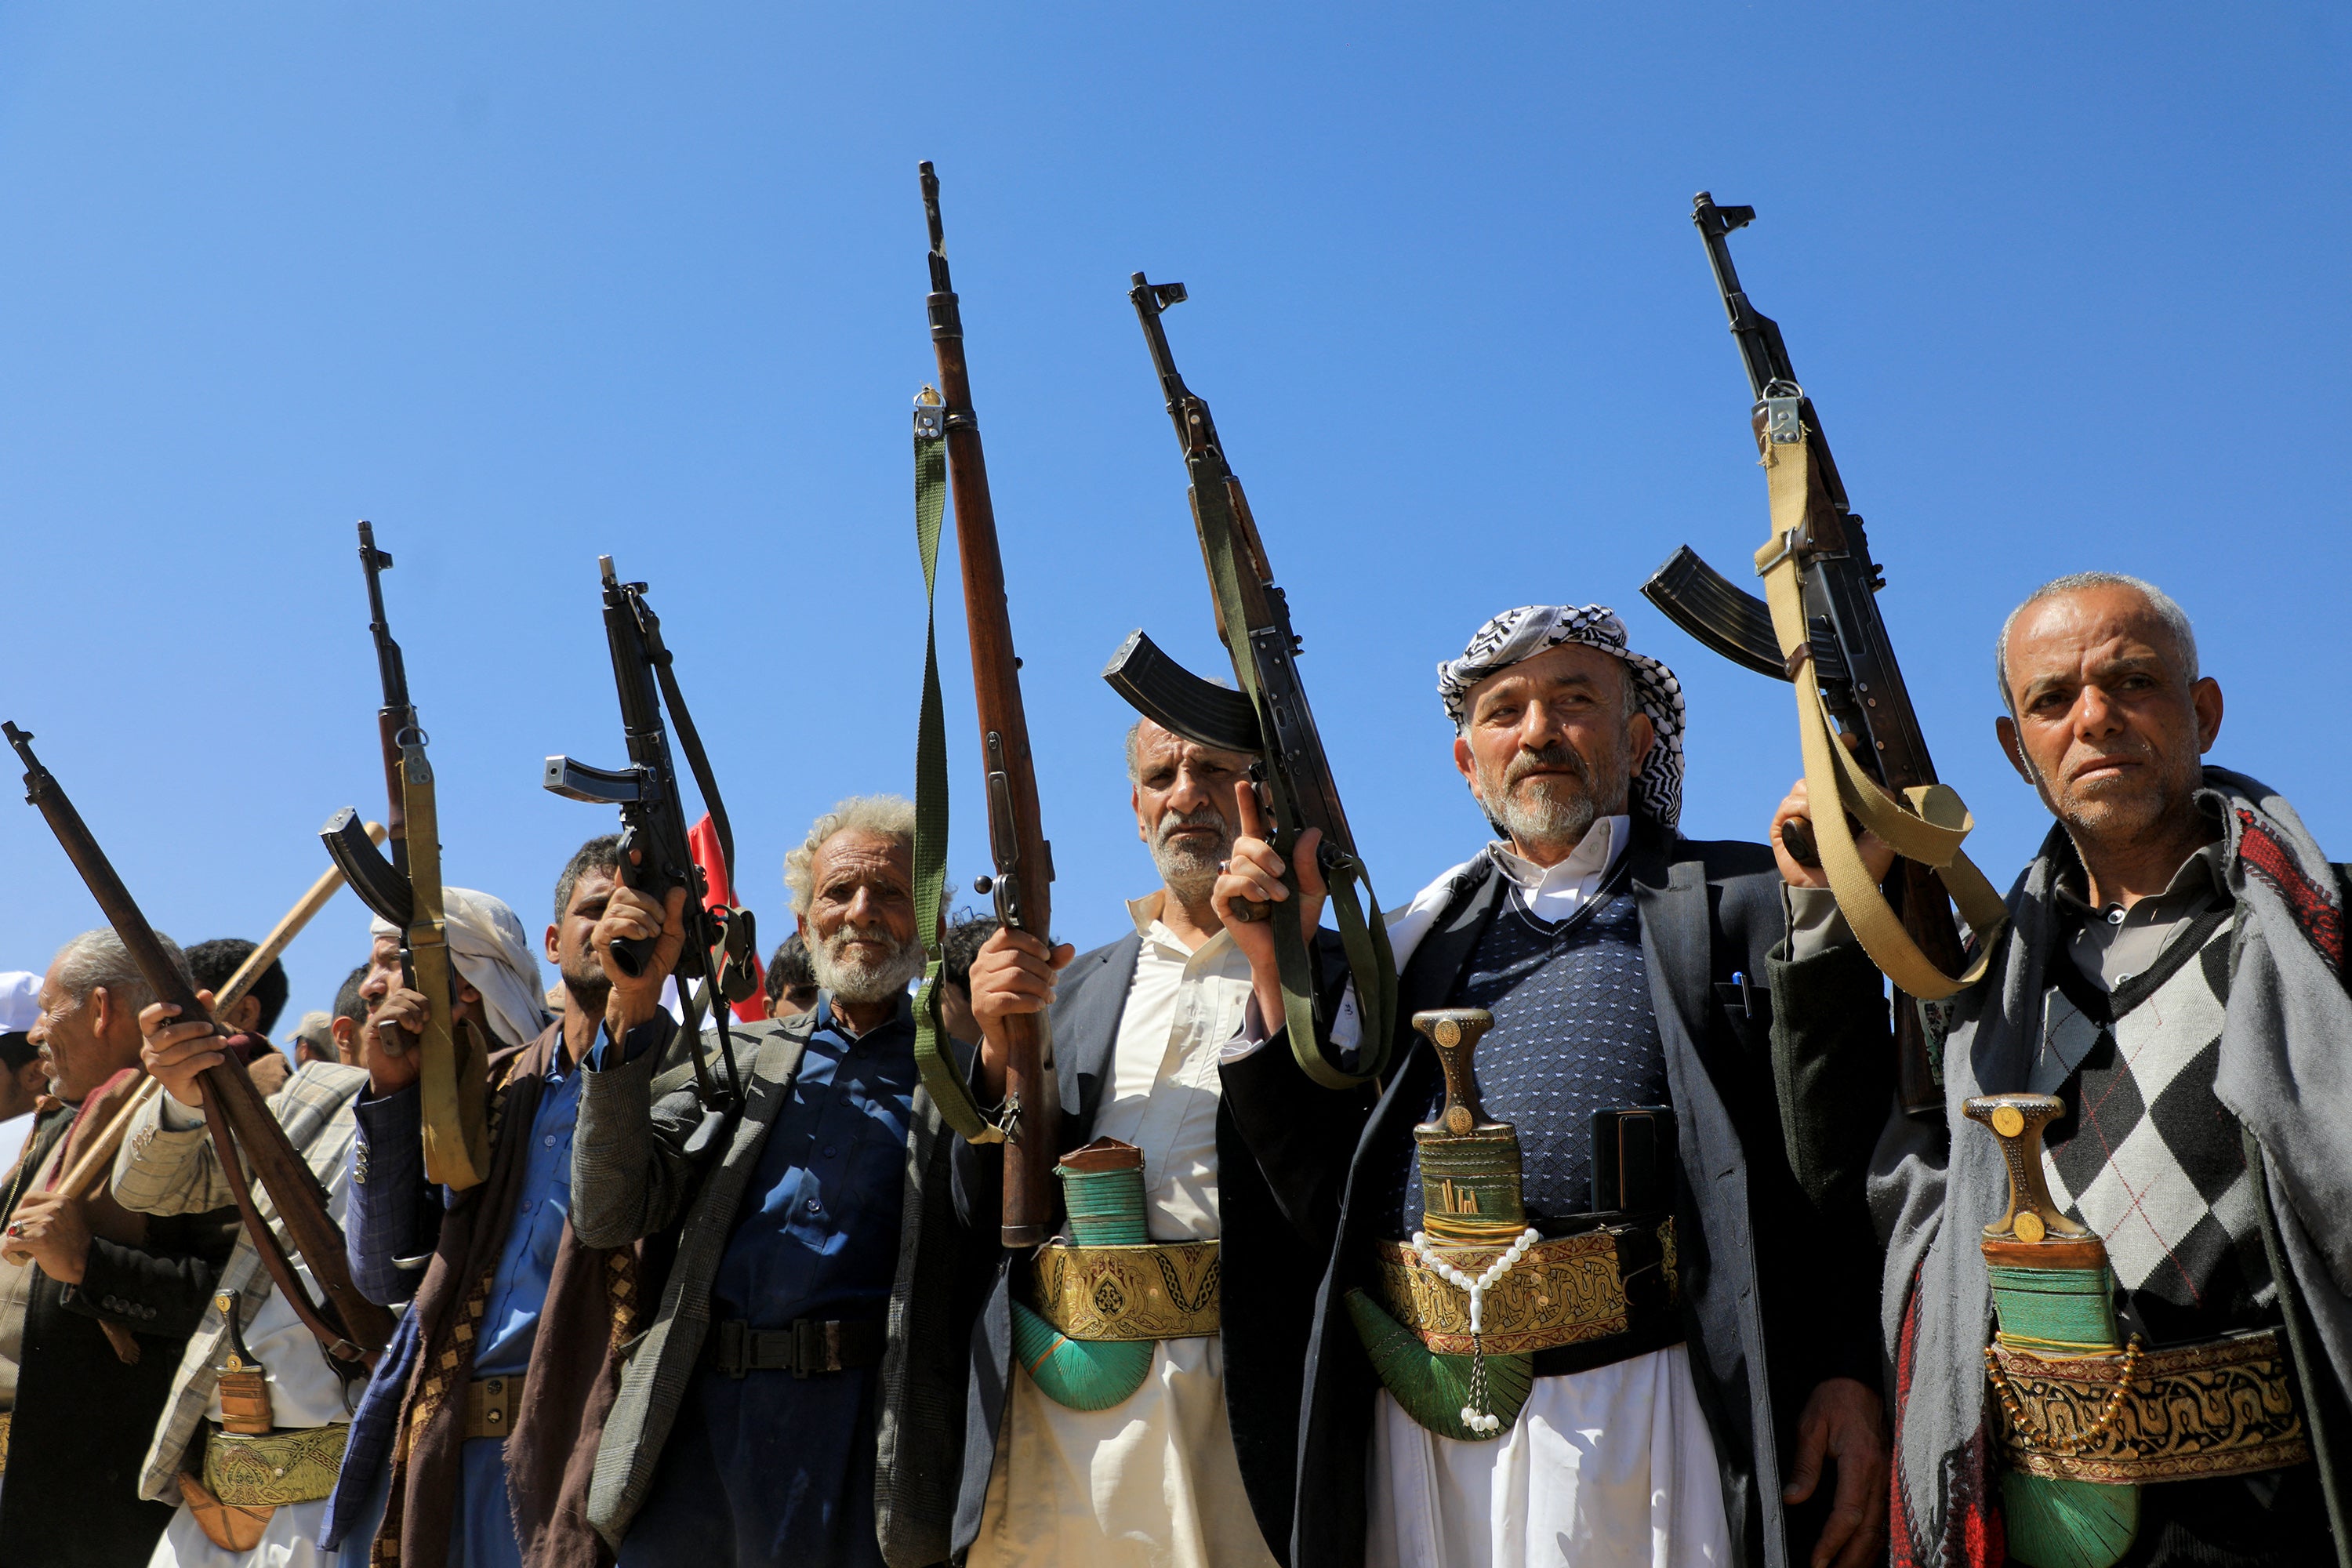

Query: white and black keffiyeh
[1436,604,1687,829]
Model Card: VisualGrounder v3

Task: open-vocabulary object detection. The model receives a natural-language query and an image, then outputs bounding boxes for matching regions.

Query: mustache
[1503,742,1593,790]
[1153,804,1231,848]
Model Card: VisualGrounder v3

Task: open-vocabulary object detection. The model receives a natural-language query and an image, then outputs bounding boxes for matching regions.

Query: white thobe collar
[1486,815,1632,924]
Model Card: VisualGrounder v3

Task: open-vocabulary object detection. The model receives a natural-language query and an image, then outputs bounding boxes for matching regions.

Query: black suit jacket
[1265,822,1885,1568]
[0,1103,238,1568]
[951,924,1370,1566]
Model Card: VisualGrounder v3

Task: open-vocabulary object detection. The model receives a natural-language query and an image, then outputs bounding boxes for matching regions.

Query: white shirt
[0,1127,68,1410]
[967,891,1276,1568]
[1486,815,1632,924]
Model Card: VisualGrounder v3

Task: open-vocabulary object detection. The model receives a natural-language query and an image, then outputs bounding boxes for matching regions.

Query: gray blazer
[572,1009,979,1568]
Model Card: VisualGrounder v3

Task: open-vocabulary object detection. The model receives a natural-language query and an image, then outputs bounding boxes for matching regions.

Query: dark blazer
[0,1104,239,1568]
[1272,822,1885,1568]
[950,924,1370,1566]
[572,1009,992,1568]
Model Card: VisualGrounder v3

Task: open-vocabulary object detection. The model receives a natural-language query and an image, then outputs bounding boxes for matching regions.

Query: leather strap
[706,1318,885,1378]
[1755,431,2009,1000]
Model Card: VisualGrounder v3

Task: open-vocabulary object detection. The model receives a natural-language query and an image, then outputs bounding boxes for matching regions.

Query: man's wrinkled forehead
[2006,585,2187,690]
[1133,720,1250,780]
[1464,641,1628,723]
[813,829,913,889]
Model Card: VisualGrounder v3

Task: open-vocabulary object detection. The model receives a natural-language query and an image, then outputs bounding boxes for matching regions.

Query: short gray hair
[1995,572,2199,719]
[50,928,188,1019]
[783,794,917,915]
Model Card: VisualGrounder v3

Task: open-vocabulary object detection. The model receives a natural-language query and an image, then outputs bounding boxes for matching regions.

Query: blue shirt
[617,993,918,1568]
[474,1057,581,1377]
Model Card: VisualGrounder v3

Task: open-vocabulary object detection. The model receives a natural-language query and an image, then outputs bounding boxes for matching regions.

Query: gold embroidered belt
[1987,1326,2310,1484]
[1374,1218,1678,1356]
[1030,1240,1220,1341]
[201,1421,351,1507]
[0,1410,9,1474]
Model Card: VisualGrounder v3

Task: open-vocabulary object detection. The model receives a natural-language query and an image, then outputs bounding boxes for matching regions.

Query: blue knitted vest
[1380,876,1667,1236]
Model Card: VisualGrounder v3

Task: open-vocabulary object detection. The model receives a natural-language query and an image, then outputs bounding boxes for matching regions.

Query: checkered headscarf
[1436,604,1686,829]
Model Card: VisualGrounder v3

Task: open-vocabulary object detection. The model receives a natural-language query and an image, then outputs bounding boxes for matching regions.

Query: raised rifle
[321,520,490,1189]
[909,162,1058,1247]
[1642,192,2007,1120]
[1104,274,1397,1087]
[544,556,756,1148]
[4,722,396,1365]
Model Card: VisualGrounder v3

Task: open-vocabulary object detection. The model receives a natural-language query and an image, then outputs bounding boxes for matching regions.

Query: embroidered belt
[1030,1240,1221,1341]
[0,1410,9,1474]
[1373,1217,1678,1356]
[1987,1325,2311,1484]
[201,1422,351,1507]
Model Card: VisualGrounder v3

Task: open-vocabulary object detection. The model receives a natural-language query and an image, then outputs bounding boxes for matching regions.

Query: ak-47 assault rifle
[322,521,490,1189]
[1104,276,1397,1087]
[545,556,758,1152]
[1642,192,2007,1120]
[910,162,1059,1247]
[5,723,397,1366]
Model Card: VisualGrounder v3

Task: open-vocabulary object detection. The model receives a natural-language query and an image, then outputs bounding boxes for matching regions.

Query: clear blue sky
[1,6,2343,1028]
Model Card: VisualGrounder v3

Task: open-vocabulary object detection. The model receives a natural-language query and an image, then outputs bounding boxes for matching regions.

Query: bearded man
[950,717,1356,1566]
[1780,573,2348,1566]
[572,795,985,1568]
[0,930,237,1568]
[1229,605,1889,1568]
[310,872,591,1568]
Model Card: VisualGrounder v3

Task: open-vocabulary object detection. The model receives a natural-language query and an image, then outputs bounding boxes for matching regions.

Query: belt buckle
[792,1318,831,1377]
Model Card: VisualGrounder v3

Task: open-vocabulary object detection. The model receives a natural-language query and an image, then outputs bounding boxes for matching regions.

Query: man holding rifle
[953,716,1363,1568]
[571,797,982,1568]
[1229,605,1889,1568]
[1777,574,2346,1566]
[0,929,237,1568]
[125,978,374,1568]
[313,876,592,1568]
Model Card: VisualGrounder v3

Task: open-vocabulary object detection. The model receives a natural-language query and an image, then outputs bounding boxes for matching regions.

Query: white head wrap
[370,887,550,1051]
[0,971,41,1035]
[1436,603,1687,829]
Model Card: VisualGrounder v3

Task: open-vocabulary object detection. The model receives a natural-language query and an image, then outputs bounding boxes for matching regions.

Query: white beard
[809,924,925,1005]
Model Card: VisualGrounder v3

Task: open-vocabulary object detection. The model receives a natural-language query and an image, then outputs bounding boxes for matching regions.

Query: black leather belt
[706,1318,884,1378]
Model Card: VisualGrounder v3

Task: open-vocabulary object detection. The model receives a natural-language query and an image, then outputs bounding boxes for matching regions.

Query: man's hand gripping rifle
[321,521,492,1189]
[1642,193,2008,1119]
[544,556,757,1154]
[1103,275,1398,1087]
[5,722,396,1367]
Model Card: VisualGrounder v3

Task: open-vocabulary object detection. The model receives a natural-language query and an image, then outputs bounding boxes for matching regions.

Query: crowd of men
[0,570,2339,1568]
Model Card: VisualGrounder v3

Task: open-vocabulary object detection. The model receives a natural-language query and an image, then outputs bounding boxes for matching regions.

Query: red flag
[688,811,767,1022]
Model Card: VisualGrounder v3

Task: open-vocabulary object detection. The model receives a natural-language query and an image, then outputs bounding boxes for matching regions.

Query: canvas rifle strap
[1192,474,1395,1086]
[912,397,1003,1143]
[1755,434,2009,1000]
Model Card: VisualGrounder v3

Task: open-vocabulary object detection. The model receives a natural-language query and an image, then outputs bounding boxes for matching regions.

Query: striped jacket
[111,1060,372,1504]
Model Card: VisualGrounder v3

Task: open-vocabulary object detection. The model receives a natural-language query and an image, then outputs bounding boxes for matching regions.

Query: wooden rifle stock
[919,162,1056,1248]
[5,724,394,1363]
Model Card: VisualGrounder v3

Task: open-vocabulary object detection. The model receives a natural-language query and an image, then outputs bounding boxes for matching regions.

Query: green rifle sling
[1189,457,1396,1087]
[911,413,1000,1143]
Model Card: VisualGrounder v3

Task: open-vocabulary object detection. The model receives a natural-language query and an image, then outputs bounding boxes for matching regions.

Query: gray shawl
[1869,768,2351,1565]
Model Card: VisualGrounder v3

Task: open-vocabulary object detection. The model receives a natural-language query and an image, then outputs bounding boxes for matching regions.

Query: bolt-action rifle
[1104,276,1397,1087]
[1642,192,2006,1120]
[5,722,396,1366]
[321,521,491,1189]
[544,556,757,1153]
[911,162,1058,1247]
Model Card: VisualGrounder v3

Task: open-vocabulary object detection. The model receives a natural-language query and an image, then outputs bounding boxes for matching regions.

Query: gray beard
[809,924,926,1005]
[1149,804,1236,909]
[1475,743,1617,859]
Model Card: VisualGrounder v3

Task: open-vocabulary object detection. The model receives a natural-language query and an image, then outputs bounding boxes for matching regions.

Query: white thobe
[0,1128,69,1414]
[967,893,1278,1568]
[1355,819,1733,1567]
[147,1094,361,1568]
